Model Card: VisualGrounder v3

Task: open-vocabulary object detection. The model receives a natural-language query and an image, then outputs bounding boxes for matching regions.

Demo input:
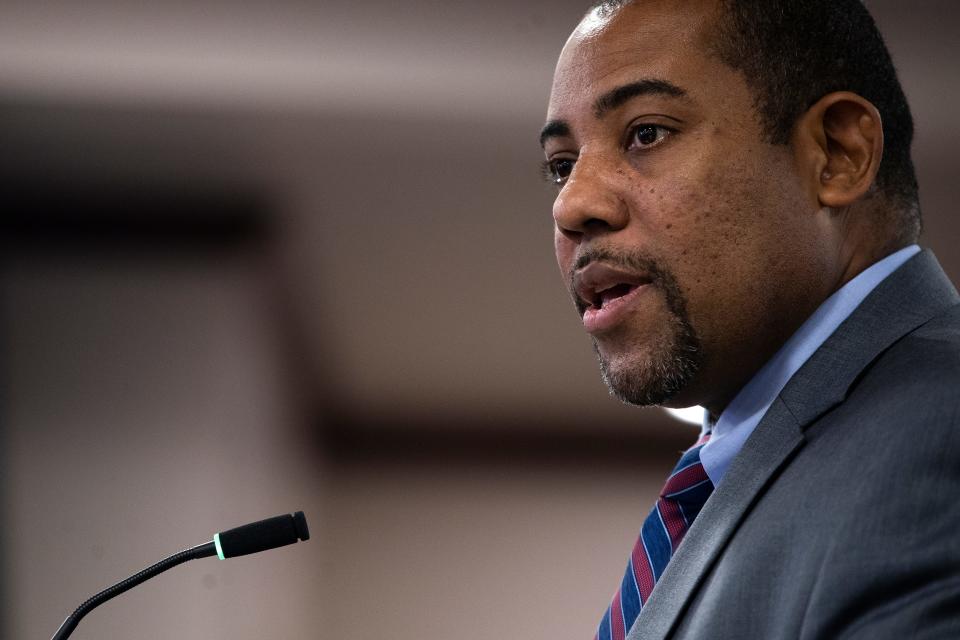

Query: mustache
[569,247,669,286]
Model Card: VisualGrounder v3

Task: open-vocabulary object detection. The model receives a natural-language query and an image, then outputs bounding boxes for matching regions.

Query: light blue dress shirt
[699,244,921,487]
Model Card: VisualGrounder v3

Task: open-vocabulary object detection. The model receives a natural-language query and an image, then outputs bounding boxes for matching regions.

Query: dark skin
[543,0,889,418]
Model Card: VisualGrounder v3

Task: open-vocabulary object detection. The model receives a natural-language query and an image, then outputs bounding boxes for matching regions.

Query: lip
[573,262,653,334]
[581,283,652,333]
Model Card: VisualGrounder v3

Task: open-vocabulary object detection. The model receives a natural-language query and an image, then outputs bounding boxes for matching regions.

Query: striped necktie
[595,433,714,640]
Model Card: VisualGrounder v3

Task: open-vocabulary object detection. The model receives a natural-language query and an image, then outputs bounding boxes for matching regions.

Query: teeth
[596,284,634,308]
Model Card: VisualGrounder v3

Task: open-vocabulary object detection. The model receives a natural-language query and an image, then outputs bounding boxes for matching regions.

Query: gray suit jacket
[627,250,960,640]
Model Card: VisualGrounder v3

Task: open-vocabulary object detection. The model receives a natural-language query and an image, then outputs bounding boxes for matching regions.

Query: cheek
[667,159,814,335]
[633,177,723,266]
[657,158,776,251]
[636,169,762,297]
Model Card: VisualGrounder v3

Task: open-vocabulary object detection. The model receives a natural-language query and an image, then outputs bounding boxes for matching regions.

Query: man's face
[543,0,829,412]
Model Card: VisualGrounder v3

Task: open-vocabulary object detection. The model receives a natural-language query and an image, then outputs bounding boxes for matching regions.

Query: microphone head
[214,511,310,560]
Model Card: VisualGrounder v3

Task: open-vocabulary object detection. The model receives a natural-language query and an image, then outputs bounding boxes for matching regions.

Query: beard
[572,248,703,406]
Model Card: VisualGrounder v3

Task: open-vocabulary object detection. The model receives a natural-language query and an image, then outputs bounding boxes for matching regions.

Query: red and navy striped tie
[595,433,714,640]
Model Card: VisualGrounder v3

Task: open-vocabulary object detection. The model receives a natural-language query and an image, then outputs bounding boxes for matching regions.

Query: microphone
[51,511,310,640]
[214,510,310,559]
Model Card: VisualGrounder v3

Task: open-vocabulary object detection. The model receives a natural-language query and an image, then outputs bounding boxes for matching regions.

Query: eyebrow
[539,78,688,148]
[593,79,687,118]
[539,121,571,148]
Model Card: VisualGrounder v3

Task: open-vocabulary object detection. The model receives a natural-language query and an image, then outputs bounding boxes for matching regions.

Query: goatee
[572,248,703,406]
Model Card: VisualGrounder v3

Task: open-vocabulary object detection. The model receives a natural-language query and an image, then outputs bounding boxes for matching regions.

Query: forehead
[548,1,721,118]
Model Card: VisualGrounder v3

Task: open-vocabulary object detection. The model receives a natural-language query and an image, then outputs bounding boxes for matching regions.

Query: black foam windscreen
[216,511,310,559]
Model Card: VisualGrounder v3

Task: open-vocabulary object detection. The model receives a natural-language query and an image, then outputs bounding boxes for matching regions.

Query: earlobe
[795,92,884,209]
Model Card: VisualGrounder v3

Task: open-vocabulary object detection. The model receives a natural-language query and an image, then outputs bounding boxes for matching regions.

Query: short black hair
[590,0,922,243]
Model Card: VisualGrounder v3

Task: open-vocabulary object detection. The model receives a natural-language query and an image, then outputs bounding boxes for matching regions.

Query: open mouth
[573,262,654,333]
[590,282,642,310]
[575,267,652,311]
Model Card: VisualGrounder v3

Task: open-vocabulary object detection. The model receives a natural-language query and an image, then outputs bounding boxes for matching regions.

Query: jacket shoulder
[857,300,960,409]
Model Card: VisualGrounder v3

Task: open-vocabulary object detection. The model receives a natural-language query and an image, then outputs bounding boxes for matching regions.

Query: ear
[793,91,884,209]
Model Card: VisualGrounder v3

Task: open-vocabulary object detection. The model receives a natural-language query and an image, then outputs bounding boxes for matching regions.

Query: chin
[595,330,702,407]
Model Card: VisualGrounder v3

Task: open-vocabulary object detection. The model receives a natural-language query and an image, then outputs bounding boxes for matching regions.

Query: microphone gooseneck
[51,541,216,640]
[51,511,309,640]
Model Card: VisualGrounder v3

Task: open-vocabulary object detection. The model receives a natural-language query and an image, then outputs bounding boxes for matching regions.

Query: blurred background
[1,1,958,638]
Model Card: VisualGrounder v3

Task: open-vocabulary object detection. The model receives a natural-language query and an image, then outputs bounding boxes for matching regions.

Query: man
[541,1,960,638]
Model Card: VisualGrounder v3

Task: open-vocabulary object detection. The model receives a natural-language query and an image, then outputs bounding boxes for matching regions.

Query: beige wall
[3,254,326,638]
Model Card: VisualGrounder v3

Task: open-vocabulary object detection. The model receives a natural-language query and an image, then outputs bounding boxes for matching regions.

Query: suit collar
[781,249,958,426]
[627,249,959,640]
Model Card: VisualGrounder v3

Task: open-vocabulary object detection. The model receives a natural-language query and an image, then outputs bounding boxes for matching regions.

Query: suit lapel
[626,250,959,640]
[628,397,804,640]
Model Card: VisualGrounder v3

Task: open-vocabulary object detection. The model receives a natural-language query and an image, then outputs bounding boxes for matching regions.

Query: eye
[542,157,576,186]
[627,123,672,150]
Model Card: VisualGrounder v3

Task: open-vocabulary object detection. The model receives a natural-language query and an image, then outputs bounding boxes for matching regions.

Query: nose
[552,156,629,240]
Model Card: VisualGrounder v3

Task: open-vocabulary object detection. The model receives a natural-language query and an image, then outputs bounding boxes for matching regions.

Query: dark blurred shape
[320,412,687,470]
[3,183,271,255]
